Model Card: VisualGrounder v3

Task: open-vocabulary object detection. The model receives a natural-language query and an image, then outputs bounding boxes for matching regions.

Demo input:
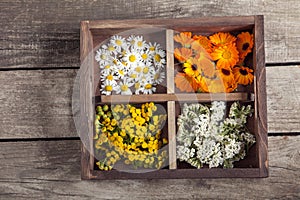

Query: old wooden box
[80,16,268,179]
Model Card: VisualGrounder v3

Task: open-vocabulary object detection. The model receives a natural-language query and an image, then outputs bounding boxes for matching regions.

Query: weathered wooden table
[1,1,299,199]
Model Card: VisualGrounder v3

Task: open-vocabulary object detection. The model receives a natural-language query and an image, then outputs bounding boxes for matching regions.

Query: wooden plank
[0,136,299,199]
[266,66,300,133]
[254,16,268,176]
[167,101,177,169]
[0,69,78,139]
[166,29,175,94]
[0,66,299,139]
[0,0,300,69]
[99,93,250,103]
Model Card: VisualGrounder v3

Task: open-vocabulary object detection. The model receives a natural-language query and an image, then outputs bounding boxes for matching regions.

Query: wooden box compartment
[80,16,268,179]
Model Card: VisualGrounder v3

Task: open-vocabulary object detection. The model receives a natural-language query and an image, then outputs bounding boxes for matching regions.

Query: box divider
[166,29,177,169]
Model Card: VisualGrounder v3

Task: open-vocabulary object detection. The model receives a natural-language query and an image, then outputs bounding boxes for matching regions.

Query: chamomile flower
[101,72,118,85]
[153,49,166,66]
[101,80,117,95]
[142,63,155,76]
[128,35,145,50]
[152,69,165,84]
[95,49,110,66]
[140,51,152,63]
[110,35,126,52]
[115,78,134,95]
[95,34,166,95]
[123,50,141,67]
[101,43,118,55]
[143,83,156,94]
[116,67,127,79]
[145,42,161,55]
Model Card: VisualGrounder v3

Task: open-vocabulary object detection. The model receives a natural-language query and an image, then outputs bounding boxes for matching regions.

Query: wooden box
[80,16,268,179]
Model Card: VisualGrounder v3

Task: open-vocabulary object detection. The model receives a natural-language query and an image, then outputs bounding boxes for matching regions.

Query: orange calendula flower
[191,42,216,78]
[218,67,235,86]
[175,72,199,92]
[233,66,254,85]
[174,47,193,63]
[174,32,194,47]
[192,35,213,53]
[209,32,236,46]
[211,43,239,69]
[183,58,202,77]
[217,67,237,92]
[236,32,254,60]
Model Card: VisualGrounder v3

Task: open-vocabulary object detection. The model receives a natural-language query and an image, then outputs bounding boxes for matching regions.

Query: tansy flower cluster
[174,32,254,93]
[94,103,168,170]
[177,101,256,168]
[95,35,166,95]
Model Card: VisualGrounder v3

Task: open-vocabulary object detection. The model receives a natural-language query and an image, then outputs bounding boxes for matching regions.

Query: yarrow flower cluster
[94,102,168,170]
[174,32,254,93]
[176,101,255,168]
[95,35,166,95]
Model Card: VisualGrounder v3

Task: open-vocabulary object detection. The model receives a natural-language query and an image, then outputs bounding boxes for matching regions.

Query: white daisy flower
[95,49,110,66]
[101,43,118,56]
[115,78,134,95]
[115,67,127,79]
[142,82,156,94]
[123,49,141,67]
[133,82,142,94]
[95,34,166,95]
[145,42,161,55]
[153,49,166,66]
[140,51,151,63]
[101,80,117,95]
[140,77,156,94]
[100,72,118,85]
[110,35,126,52]
[127,35,138,46]
[152,69,165,84]
[141,64,155,76]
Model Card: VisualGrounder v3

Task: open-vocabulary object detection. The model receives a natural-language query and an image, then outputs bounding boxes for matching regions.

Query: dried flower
[176,101,255,168]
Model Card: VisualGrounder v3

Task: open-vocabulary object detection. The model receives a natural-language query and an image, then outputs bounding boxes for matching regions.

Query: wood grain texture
[0,136,299,199]
[266,66,300,133]
[0,0,299,69]
[0,69,78,138]
[0,66,299,139]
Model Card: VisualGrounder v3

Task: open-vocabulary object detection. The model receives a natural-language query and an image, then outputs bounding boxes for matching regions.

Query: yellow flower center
[116,39,122,46]
[121,85,128,91]
[108,46,115,51]
[154,73,159,80]
[149,46,155,51]
[104,65,110,69]
[129,55,136,62]
[113,59,118,65]
[130,74,137,79]
[141,53,148,60]
[118,70,124,76]
[145,83,152,89]
[106,75,114,81]
[135,83,140,89]
[143,67,149,74]
[222,50,231,59]
[154,54,161,62]
[135,66,142,73]
[137,41,143,47]
[105,85,113,91]
[100,54,106,59]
